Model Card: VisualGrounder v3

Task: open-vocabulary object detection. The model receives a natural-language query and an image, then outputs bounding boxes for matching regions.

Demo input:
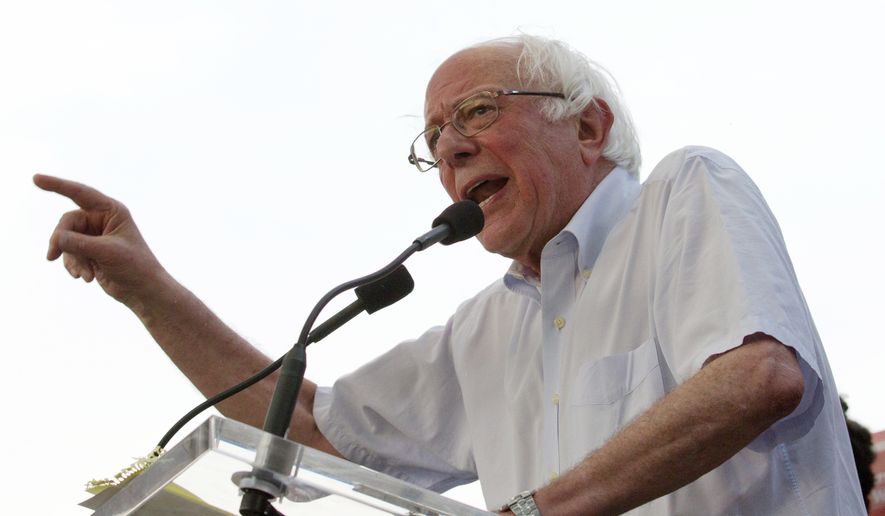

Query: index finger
[33,174,114,211]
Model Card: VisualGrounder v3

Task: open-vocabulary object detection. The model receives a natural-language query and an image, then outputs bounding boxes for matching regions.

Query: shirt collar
[504,166,640,293]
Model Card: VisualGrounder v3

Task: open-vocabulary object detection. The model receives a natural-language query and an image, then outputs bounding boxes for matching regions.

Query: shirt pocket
[570,338,663,406]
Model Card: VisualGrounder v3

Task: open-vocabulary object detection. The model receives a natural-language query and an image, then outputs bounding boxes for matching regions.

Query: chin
[476,232,500,254]
[477,230,519,259]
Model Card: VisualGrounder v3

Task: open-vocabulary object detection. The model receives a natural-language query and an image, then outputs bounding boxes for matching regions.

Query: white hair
[473,35,641,176]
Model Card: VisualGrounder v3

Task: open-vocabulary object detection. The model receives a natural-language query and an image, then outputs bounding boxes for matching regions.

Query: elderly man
[36,35,864,514]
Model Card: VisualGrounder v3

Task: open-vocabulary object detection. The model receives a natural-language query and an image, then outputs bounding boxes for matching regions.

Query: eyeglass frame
[408,90,566,172]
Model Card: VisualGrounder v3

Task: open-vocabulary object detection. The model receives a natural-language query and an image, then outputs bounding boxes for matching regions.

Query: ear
[577,98,614,166]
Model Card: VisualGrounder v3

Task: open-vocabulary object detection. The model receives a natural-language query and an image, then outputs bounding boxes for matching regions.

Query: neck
[513,160,617,279]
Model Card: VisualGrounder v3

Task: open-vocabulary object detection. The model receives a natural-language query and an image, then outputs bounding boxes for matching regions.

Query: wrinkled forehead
[423,45,522,123]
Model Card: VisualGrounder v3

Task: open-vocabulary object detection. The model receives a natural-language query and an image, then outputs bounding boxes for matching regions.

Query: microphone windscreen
[432,200,485,245]
[355,265,415,314]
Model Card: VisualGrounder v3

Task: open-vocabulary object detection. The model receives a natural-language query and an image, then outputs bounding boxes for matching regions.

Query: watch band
[506,490,540,516]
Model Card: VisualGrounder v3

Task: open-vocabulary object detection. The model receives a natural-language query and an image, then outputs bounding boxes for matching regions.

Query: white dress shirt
[314,147,865,514]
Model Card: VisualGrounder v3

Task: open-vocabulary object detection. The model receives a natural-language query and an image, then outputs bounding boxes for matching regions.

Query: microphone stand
[238,246,421,515]
[238,200,482,515]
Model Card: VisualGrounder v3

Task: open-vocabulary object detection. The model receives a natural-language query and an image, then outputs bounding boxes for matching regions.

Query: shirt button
[553,316,566,330]
[552,393,560,406]
[582,269,592,279]
[550,471,559,482]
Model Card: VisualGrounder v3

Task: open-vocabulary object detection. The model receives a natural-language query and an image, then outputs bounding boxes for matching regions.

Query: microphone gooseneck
[155,265,415,452]
[242,201,485,516]
[264,200,485,439]
[260,200,484,442]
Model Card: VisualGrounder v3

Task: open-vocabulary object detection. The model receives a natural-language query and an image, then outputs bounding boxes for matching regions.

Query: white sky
[2,1,883,513]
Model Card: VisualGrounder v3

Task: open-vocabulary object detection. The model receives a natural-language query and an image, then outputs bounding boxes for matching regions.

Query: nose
[435,125,479,169]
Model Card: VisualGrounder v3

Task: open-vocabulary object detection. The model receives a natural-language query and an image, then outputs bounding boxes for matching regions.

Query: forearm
[127,268,339,455]
[33,174,338,453]
[530,338,804,516]
[127,268,274,425]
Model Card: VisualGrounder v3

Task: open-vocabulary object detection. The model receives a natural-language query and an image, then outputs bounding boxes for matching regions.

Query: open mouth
[466,178,508,207]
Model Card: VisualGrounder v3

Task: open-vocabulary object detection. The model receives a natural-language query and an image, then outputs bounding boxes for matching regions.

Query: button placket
[540,248,577,480]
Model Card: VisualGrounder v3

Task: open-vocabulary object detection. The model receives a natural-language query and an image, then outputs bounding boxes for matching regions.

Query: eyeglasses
[408,90,565,172]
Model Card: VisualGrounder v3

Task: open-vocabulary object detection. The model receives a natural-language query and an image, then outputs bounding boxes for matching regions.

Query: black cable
[238,247,422,516]
[156,355,284,450]
[261,243,420,437]
[155,256,418,450]
[158,202,479,450]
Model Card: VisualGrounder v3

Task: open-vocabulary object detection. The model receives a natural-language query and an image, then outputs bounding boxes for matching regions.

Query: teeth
[479,193,495,208]
[466,180,488,199]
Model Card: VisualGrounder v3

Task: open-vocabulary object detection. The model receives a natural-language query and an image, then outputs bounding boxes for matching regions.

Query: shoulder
[640,146,765,208]
[645,146,747,184]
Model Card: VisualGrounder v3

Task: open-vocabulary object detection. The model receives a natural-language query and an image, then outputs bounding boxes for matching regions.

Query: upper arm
[703,334,805,424]
[291,378,344,458]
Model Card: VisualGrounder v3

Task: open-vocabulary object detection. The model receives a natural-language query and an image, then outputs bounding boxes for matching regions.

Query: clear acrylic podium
[89,416,491,515]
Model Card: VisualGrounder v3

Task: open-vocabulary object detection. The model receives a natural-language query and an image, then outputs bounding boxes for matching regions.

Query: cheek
[439,169,458,201]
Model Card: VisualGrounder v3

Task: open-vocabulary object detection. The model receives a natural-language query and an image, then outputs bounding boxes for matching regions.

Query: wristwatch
[505,490,540,516]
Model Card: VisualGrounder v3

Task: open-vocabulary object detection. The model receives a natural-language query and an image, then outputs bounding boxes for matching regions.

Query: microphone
[356,264,416,314]
[261,200,485,439]
[242,202,485,515]
[306,265,414,345]
[264,201,484,431]
[154,265,416,452]
[413,200,484,250]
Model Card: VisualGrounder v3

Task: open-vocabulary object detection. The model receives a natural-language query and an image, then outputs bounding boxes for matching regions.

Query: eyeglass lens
[410,92,500,171]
